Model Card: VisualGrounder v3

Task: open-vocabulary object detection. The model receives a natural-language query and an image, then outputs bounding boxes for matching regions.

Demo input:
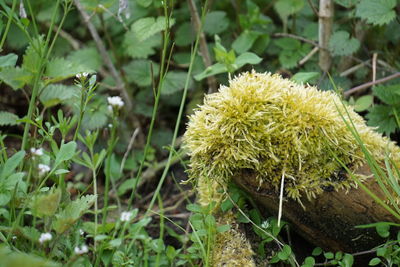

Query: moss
[211,211,256,267]
[184,71,400,205]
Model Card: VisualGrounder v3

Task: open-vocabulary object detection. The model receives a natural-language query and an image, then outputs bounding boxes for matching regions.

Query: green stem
[0,0,17,50]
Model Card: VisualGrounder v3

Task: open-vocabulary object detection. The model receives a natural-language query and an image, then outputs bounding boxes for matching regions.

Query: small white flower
[74,244,89,255]
[79,229,84,235]
[261,220,270,229]
[38,164,51,175]
[120,211,133,222]
[39,232,52,244]
[76,72,89,79]
[30,147,44,157]
[107,96,124,109]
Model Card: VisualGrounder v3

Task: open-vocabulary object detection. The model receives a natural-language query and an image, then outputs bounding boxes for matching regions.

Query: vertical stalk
[318,0,333,72]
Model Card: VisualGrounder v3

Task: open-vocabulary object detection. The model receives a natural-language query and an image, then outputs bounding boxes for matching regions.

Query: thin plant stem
[0,0,17,50]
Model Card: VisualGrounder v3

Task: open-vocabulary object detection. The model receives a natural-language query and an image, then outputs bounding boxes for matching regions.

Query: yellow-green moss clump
[184,71,400,206]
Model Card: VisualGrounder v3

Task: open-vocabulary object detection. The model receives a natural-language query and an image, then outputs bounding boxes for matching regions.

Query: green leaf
[81,102,108,130]
[356,0,396,26]
[373,84,400,105]
[52,194,96,234]
[303,256,315,266]
[0,150,25,178]
[39,84,79,108]
[30,187,61,218]
[161,71,192,95]
[46,57,89,81]
[353,95,373,112]
[0,111,20,126]
[175,22,195,46]
[137,0,152,7]
[235,52,262,68]
[67,47,102,72]
[132,16,175,42]
[0,67,31,90]
[123,59,160,87]
[292,72,319,84]
[123,31,161,59]
[0,53,18,67]
[232,30,260,54]
[312,247,323,256]
[22,36,45,76]
[55,141,77,167]
[194,63,226,81]
[375,222,390,238]
[366,105,397,134]
[216,224,231,233]
[278,244,292,260]
[0,246,61,267]
[324,252,334,259]
[329,31,360,56]
[203,11,229,35]
[334,0,357,8]
[369,258,381,266]
[274,0,304,21]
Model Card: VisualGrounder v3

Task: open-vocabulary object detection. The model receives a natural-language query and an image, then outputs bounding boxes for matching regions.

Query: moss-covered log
[233,165,397,252]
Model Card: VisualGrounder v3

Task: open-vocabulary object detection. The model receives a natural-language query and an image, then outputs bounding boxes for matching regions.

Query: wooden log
[233,165,398,253]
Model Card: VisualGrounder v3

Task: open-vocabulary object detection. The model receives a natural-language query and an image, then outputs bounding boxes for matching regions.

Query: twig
[307,0,319,16]
[274,33,318,47]
[120,128,140,174]
[74,0,132,110]
[299,47,319,66]
[344,72,400,97]
[187,0,218,93]
[339,60,370,77]
[318,0,333,72]
[372,53,377,84]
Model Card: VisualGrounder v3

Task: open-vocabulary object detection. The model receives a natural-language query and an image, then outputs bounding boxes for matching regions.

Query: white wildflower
[261,220,270,229]
[19,1,27,18]
[120,211,133,222]
[39,232,52,244]
[74,244,89,255]
[107,96,124,109]
[76,72,89,79]
[38,164,51,175]
[30,147,44,157]
[79,229,85,235]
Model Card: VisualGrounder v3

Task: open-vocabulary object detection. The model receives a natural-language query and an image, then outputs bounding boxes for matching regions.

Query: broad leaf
[123,59,160,87]
[203,11,229,35]
[366,105,397,135]
[0,111,20,126]
[329,31,360,56]
[161,71,192,95]
[54,141,77,167]
[292,72,319,84]
[373,84,400,106]
[0,53,18,67]
[356,0,396,26]
[132,16,175,42]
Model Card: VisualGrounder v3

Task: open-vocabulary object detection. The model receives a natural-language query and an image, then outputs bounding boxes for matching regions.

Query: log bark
[232,165,398,253]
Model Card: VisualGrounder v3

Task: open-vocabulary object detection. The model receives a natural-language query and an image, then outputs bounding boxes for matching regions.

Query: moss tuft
[184,71,400,205]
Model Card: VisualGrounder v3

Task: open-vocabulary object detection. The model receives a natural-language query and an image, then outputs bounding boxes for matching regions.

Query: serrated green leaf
[46,57,90,82]
[132,16,175,42]
[329,31,360,56]
[123,31,161,59]
[366,105,397,135]
[274,0,304,21]
[81,103,108,130]
[30,187,61,218]
[123,59,160,87]
[0,67,31,90]
[373,84,400,105]
[39,84,79,108]
[203,11,229,35]
[356,0,396,26]
[0,111,20,126]
[52,194,96,234]
[292,72,319,84]
[334,0,357,8]
[161,71,192,95]
[354,95,373,112]
[232,30,260,54]
[0,53,18,68]
[67,47,102,72]
[22,37,45,76]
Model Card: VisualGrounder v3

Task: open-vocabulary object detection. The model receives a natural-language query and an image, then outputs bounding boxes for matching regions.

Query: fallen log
[233,164,398,253]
